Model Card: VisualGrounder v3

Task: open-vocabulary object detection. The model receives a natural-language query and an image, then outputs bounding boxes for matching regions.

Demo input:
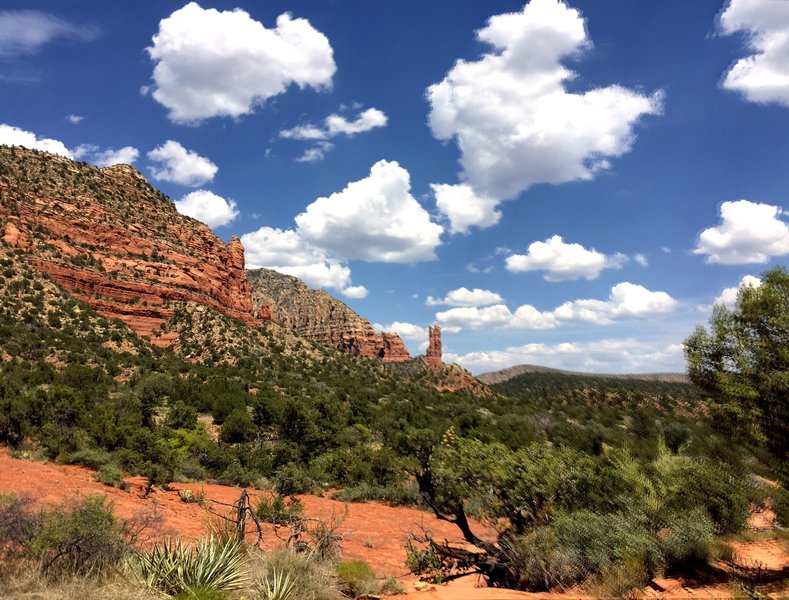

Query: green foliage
[255,548,340,600]
[132,536,247,595]
[685,266,789,469]
[94,463,124,487]
[332,480,420,505]
[28,496,129,575]
[404,541,444,582]
[166,400,198,430]
[219,408,255,444]
[335,560,379,598]
[256,568,297,600]
[591,554,651,600]
[255,494,304,525]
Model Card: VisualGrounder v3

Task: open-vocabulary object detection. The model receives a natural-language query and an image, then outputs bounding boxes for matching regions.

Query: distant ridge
[477,364,689,386]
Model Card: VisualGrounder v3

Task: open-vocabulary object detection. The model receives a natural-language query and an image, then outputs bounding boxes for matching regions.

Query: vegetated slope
[478,363,689,386]
[0,146,256,345]
[489,369,704,416]
[0,242,154,372]
[248,267,410,362]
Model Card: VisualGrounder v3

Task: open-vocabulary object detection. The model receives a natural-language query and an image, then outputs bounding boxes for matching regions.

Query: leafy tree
[684,266,789,468]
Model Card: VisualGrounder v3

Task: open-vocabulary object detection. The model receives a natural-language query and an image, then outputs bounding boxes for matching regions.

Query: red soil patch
[1,450,787,600]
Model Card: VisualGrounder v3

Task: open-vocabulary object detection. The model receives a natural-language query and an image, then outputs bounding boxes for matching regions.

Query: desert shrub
[217,462,257,488]
[94,463,124,487]
[306,512,345,561]
[662,422,691,453]
[172,588,230,600]
[502,527,580,590]
[30,496,129,575]
[166,400,198,430]
[551,510,661,577]
[273,463,315,495]
[335,560,377,598]
[67,448,114,470]
[255,494,304,525]
[591,554,651,600]
[771,489,789,529]
[220,408,255,444]
[254,547,341,600]
[332,480,421,505]
[132,536,247,595]
[404,540,444,582]
[667,461,749,534]
[0,493,40,559]
[660,509,715,569]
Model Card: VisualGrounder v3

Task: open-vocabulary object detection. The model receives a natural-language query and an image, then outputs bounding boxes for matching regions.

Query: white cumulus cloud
[73,143,139,167]
[719,0,789,106]
[0,10,98,58]
[147,140,217,187]
[446,339,684,375]
[295,141,334,163]
[505,235,627,281]
[372,321,428,340]
[281,107,388,162]
[0,124,71,157]
[281,107,387,140]
[437,304,558,330]
[694,199,789,264]
[173,190,238,228]
[553,282,676,324]
[427,0,662,233]
[431,183,501,234]
[426,287,503,307]
[241,226,365,298]
[295,160,443,263]
[66,114,84,124]
[436,282,676,331]
[145,2,335,123]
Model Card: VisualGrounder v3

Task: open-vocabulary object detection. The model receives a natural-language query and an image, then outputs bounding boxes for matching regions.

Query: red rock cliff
[247,268,410,362]
[0,147,256,345]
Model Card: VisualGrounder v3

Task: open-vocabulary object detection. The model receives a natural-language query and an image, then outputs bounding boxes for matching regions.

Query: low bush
[255,494,304,525]
[254,548,341,600]
[94,463,124,487]
[591,554,651,600]
[332,481,421,506]
[66,448,114,470]
[660,509,715,569]
[30,496,129,576]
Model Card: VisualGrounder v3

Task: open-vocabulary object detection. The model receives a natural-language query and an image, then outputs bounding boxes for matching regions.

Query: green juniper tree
[684,266,789,474]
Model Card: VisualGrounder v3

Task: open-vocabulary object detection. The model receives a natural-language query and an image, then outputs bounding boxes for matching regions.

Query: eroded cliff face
[247,268,410,362]
[0,147,256,345]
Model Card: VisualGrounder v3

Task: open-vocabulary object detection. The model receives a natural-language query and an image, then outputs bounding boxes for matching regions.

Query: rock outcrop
[0,146,256,345]
[247,268,410,362]
[426,325,442,367]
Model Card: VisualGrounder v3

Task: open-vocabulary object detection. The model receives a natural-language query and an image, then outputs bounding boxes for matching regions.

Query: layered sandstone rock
[0,146,256,345]
[426,325,442,367]
[247,268,410,362]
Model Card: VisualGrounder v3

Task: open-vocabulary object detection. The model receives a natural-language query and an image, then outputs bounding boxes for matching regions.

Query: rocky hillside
[248,267,410,362]
[0,146,256,346]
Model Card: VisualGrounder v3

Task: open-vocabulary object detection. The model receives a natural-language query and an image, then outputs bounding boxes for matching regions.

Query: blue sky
[2,0,789,374]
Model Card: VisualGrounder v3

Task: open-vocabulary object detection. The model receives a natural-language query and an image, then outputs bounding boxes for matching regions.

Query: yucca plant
[132,535,248,595]
[256,568,297,600]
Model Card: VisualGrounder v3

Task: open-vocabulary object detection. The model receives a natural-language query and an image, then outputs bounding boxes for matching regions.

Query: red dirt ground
[1,450,786,599]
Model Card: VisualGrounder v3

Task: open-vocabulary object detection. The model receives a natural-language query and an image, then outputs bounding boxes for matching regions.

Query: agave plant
[257,568,297,600]
[132,535,248,595]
